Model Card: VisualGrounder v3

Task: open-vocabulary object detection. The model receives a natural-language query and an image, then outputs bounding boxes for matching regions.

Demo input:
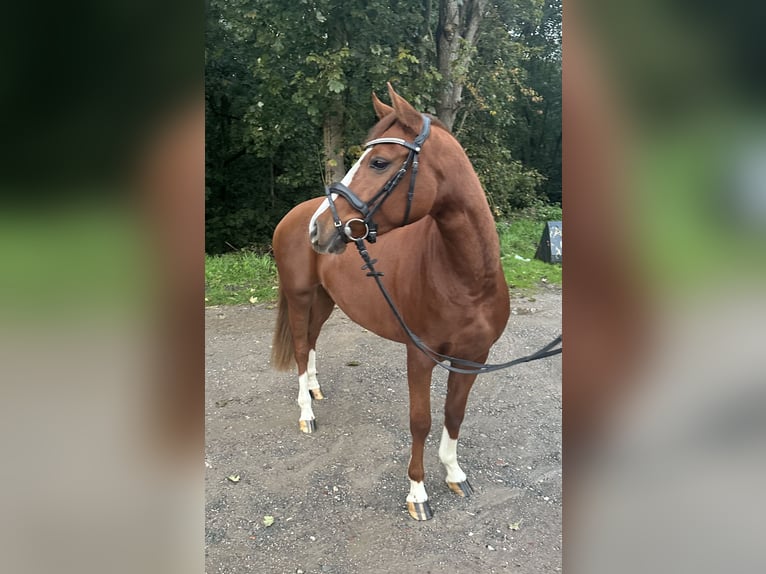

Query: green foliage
[511,202,562,222]
[206,0,561,253]
[457,0,561,210]
[206,0,437,253]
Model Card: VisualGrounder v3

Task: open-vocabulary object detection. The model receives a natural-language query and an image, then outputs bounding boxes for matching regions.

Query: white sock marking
[307,349,319,390]
[406,480,429,503]
[297,372,314,421]
[439,426,467,483]
[308,149,372,234]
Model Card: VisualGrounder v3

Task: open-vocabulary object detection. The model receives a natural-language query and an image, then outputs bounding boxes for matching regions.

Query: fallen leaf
[263,516,275,527]
[509,520,522,530]
[227,474,240,483]
[346,361,360,367]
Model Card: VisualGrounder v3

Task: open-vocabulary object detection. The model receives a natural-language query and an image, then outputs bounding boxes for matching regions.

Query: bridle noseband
[324,114,432,243]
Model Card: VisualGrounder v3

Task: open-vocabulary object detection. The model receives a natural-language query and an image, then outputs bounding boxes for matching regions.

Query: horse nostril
[309,224,318,243]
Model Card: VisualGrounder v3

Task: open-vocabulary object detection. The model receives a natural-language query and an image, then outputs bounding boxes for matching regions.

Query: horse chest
[316,245,505,348]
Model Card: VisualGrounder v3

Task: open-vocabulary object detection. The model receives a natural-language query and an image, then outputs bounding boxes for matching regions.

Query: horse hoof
[447,480,474,498]
[299,419,317,434]
[309,388,324,400]
[407,500,433,521]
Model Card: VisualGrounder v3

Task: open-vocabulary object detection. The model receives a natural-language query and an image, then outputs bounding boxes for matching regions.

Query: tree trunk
[322,97,346,185]
[436,0,487,131]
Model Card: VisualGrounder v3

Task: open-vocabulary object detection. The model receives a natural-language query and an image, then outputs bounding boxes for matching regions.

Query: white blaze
[308,148,372,234]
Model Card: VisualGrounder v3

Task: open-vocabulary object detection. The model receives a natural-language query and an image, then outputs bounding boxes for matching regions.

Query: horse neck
[428,149,502,282]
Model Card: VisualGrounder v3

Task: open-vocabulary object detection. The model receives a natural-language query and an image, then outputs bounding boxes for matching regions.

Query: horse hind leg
[439,368,481,498]
[271,205,332,433]
[273,287,318,433]
[283,287,335,434]
[306,286,335,401]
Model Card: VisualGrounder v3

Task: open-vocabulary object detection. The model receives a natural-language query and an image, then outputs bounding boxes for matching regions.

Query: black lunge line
[353,239,562,375]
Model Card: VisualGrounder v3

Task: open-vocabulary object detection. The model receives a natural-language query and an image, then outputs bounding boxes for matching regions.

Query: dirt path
[205,287,561,573]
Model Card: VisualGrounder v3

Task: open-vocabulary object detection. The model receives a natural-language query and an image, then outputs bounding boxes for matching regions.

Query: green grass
[498,218,562,292]
[205,251,278,306]
[204,213,562,306]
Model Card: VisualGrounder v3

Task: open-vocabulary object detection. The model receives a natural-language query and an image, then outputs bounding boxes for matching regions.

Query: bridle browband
[321,112,562,374]
[324,114,431,243]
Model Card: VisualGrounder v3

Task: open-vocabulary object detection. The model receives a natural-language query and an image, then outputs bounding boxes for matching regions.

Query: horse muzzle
[323,183,378,244]
[310,183,378,254]
[310,218,348,254]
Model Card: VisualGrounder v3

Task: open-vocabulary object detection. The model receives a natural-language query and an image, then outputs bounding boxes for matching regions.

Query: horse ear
[372,91,394,119]
[387,82,423,134]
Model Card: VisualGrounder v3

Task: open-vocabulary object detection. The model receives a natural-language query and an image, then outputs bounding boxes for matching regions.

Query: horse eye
[370,157,390,171]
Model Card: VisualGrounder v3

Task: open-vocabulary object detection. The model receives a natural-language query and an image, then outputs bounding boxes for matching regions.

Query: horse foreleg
[439,368,481,497]
[405,349,435,520]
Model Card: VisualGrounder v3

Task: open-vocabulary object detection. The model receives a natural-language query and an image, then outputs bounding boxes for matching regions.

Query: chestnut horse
[271,84,510,520]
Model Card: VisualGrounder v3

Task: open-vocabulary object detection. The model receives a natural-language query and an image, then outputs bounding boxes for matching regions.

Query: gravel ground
[205,286,561,574]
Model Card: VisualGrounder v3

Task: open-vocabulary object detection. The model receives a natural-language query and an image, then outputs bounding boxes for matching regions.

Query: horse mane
[366,113,450,141]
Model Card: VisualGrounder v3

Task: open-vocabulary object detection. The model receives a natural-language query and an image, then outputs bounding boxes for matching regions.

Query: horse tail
[271,285,295,371]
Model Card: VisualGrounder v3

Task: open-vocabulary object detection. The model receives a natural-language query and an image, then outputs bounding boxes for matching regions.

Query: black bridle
[324,115,431,243]
[323,113,562,374]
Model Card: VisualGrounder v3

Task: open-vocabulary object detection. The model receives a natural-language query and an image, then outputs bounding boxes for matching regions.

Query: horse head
[309,83,439,254]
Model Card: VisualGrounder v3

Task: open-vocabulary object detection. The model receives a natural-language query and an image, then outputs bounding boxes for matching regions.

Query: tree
[449,0,562,211]
[206,0,440,252]
[507,0,562,202]
[205,0,561,253]
[436,0,488,130]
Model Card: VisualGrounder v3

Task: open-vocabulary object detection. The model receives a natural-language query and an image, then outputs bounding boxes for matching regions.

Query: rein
[353,239,562,375]
[325,113,562,374]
